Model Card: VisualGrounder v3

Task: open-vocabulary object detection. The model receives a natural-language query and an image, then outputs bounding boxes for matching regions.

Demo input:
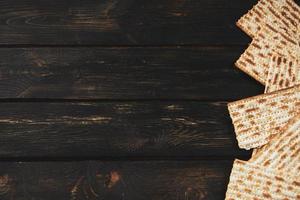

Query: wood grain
[0,101,250,158]
[0,160,232,200]
[0,0,255,45]
[0,0,276,199]
[0,47,263,99]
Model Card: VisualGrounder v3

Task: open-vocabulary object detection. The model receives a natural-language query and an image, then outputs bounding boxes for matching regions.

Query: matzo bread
[228,84,300,150]
[250,113,300,175]
[225,159,300,200]
[235,23,299,85]
[265,55,300,93]
[226,115,300,199]
[237,0,300,38]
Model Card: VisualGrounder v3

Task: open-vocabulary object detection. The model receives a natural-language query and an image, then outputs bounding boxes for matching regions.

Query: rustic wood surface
[0,102,251,158]
[0,0,254,45]
[0,161,232,200]
[2,0,297,199]
[0,47,262,99]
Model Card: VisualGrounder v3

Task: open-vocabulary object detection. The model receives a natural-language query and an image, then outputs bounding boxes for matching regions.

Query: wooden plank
[0,0,255,45]
[0,160,232,200]
[0,101,251,158]
[0,47,263,99]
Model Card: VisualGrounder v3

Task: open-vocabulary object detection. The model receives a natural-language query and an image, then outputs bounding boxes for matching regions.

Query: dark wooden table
[0,0,278,199]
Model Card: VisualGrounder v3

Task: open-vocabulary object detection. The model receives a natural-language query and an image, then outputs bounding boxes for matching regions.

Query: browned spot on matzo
[265,55,300,93]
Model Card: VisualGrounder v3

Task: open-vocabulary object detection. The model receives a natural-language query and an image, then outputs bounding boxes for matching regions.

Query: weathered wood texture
[0,0,256,45]
[0,160,232,200]
[0,47,263,99]
[0,101,250,158]
[0,0,280,199]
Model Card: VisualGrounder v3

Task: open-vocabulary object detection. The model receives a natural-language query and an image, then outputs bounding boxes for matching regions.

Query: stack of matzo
[225,0,300,199]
